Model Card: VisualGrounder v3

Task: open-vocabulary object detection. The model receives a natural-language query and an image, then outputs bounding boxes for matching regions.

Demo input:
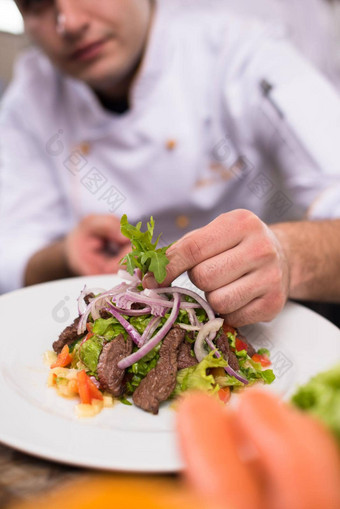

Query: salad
[46,216,275,416]
[292,362,340,444]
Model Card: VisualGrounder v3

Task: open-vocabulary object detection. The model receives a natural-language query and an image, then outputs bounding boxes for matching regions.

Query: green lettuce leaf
[79,336,103,373]
[126,344,161,394]
[291,363,340,443]
[239,358,275,385]
[92,317,127,340]
[173,351,228,397]
[129,315,154,335]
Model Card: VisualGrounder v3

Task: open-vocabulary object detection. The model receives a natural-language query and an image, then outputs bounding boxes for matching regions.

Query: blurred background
[1,0,340,98]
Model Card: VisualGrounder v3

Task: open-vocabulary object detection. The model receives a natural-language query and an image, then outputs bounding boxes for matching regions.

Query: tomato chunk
[218,387,231,404]
[87,376,104,401]
[77,370,92,404]
[252,353,271,367]
[223,324,237,336]
[235,338,248,352]
[77,370,103,404]
[51,345,73,369]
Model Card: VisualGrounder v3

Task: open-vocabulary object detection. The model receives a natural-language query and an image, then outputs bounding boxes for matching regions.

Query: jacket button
[80,142,91,155]
[176,215,190,229]
[166,139,177,151]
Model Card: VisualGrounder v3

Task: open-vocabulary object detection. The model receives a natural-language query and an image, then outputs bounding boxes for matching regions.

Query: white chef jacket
[226,0,340,90]
[1,0,340,294]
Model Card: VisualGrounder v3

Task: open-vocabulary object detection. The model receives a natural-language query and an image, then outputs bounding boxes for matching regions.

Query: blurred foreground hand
[176,389,340,509]
[9,391,340,509]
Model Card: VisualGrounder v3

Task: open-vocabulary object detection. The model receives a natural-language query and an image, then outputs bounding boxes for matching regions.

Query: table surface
[0,443,83,507]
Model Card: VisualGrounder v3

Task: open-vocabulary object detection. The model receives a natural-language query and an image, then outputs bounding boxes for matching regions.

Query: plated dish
[1,274,340,472]
[47,270,275,418]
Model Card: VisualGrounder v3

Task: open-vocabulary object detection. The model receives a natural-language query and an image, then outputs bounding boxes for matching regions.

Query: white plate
[0,275,340,472]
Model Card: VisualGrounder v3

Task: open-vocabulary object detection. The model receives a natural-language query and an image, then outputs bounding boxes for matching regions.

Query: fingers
[176,392,262,509]
[219,297,280,327]
[207,274,286,327]
[237,390,340,509]
[177,389,340,509]
[188,248,250,293]
[161,211,255,287]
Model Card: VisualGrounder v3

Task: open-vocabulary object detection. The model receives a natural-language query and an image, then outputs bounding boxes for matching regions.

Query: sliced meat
[84,293,95,305]
[99,309,112,319]
[97,334,132,397]
[53,317,82,353]
[215,332,240,372]
[178,342,198,370]
[133,327,185,414]
[237,333,256,357]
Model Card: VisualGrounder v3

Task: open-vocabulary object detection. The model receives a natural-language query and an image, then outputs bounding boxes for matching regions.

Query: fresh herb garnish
[120,215,172,283]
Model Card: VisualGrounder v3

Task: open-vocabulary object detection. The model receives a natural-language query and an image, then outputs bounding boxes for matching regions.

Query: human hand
[144,210,290,326]
[65,214,131,276]
[177,389,340,509]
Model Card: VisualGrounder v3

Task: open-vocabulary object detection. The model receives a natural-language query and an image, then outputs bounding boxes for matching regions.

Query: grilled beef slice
[53,317,82,354]
[178,341,198,370]
[132,327,186,414]
[215,332,240,372]
[84,293,95,305]
[97,334,132,397]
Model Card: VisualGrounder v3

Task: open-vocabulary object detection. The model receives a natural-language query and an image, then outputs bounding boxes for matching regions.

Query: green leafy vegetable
[126,344,162,394]
[291,362,340,443]
[92,317,127,340]
[238,358,275,385]
[257,348,270,356]
[79,336,103,373]
[173,351,228,397]
[119,397,133,406]
[120,214,172,283]
[129,315,155,335]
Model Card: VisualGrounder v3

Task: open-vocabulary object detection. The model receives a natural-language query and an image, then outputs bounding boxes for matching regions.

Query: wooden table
[0,443,82,508]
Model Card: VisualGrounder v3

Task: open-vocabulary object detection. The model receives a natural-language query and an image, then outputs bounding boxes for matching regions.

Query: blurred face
[15,0,154,94]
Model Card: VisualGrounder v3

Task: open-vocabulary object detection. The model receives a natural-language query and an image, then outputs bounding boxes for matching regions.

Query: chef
[1,0,340,326]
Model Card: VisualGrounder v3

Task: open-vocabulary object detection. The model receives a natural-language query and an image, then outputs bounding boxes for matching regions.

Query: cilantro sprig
[120,215,172,283]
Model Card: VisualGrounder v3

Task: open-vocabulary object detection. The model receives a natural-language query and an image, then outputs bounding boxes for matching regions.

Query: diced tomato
[252,353,271,367]
[50,345,73,369]
[223,323,237,336]
[77,370,92,404]
[235,338,248,352]
[218,387,231,404]
[82,323,94,342]
[77,370,103,404]
[87,376,103,401]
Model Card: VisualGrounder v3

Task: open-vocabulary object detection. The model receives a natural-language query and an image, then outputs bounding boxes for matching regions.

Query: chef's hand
[65,214,131,276]
[144,210,290,326]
